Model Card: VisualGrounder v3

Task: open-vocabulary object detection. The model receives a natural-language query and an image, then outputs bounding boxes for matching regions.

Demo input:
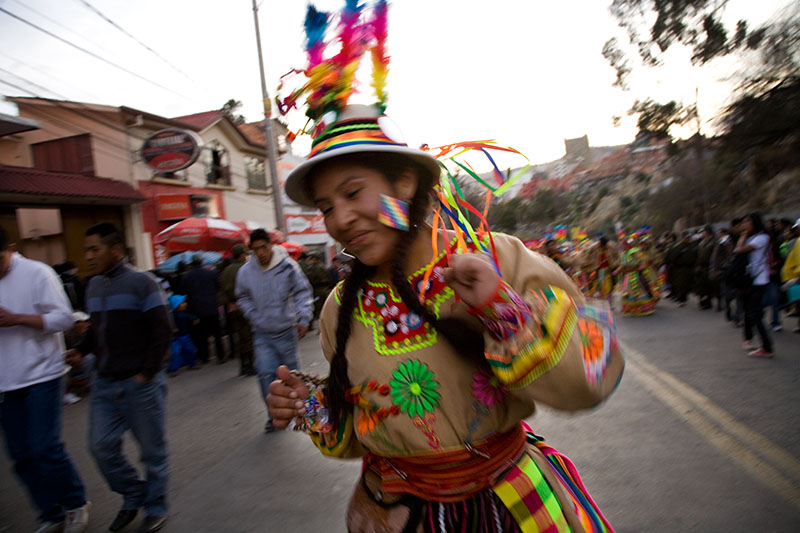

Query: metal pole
[252,0,286,233]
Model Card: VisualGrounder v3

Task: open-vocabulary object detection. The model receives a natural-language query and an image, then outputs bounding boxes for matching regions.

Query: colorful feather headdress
[277,0,387,131]
[278,1,530,286]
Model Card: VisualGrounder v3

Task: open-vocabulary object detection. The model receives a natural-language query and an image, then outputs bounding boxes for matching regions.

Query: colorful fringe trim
[522,423,614,533]
[421,490,522,533]
[483,286,577,389]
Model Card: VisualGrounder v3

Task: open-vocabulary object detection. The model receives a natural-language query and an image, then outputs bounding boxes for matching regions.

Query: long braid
[326,259,374,427]
[389,185,486,363]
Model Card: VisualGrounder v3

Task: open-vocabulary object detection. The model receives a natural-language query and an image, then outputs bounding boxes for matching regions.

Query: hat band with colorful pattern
[309,117,407,158]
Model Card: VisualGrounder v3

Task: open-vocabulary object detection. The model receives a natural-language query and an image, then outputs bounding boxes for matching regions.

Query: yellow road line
[623,345,800,510]
[625,344,800,481]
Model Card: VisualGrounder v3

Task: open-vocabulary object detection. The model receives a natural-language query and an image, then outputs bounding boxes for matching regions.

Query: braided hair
[321,153,485,427]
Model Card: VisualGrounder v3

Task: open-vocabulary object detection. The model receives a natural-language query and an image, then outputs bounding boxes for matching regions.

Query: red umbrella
[231,221,285,244]
[280,241,306,260]
[155,217,247,254]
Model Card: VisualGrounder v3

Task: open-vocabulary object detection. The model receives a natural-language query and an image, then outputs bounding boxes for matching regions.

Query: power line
[0,6,193,101]
[0,50,106,103]
[7,0,109,57]
[0,69,147,142]
[74,0,195,82]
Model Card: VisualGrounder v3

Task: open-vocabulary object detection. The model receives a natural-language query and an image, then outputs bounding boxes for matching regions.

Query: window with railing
[203,142,231,186]
[245,156,267,190]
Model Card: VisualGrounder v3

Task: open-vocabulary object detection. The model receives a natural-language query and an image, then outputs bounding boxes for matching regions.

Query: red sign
[141,129,201,172]
[156,194,192,221]
[285,214,326,235]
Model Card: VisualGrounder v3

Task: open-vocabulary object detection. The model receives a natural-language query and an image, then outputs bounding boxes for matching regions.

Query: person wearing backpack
[734,212,773,357]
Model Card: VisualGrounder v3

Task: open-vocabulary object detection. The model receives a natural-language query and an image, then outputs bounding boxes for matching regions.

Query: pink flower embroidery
[471,368,507,407]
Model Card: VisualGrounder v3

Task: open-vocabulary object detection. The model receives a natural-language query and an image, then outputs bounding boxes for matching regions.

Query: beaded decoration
[287,370,331,433]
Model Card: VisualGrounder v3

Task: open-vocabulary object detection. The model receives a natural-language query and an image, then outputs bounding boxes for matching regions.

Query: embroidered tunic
[314,233,624,458]
[306,233,623,532]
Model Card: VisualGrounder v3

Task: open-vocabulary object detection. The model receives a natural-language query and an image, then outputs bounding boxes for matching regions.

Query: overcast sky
[0,0,792,170]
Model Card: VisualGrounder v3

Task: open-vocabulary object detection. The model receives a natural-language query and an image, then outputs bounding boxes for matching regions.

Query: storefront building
[0,97,288,269]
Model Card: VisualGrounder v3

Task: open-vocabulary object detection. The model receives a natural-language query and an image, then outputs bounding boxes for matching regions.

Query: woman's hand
[443,253,501,309]
[267,365,310,430]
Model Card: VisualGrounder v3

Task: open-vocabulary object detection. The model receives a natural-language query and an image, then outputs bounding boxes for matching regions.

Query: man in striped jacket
[67,223,172,533]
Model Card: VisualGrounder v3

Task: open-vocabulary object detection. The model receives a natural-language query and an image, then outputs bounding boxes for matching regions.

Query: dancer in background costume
[619,233,657,316]
[638,233,662,303]
[267,2,623,532]
[590,237,619,308]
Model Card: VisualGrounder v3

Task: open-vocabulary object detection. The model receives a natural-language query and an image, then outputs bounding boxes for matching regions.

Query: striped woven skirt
[349,425,613,532]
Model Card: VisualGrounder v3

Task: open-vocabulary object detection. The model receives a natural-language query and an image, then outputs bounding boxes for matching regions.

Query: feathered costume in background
[276,0,530,286]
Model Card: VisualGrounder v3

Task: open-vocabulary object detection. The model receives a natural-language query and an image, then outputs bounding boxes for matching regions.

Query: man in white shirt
[0,226,91,532]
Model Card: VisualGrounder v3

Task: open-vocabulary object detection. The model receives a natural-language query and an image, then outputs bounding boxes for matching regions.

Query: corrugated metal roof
[170,110,223,130]
[0,165,145,203]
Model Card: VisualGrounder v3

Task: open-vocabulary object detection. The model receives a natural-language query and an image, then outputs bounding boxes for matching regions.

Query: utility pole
[252,0,286,233]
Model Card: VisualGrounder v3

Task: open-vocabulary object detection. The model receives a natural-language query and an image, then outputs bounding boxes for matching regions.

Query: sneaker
[109,509,138,532]
[772,324,783,332]
[742,340,756,351]
[748,348,774,358]
[34,521,64,533]
[137,515,167,533]
[62,392,82,405]
[64,501,91,533]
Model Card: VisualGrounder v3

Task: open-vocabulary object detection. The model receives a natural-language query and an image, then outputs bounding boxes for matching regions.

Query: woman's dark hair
[317,152,485,427]
[747,212,765,234]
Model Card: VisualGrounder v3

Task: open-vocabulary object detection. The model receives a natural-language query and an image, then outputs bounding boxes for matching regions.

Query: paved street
[2,298,799,532]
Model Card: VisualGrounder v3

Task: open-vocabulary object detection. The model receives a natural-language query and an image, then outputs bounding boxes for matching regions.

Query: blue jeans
[253,329,299,421]
[89,373,168,517]
[762,281,780,327]
[0,377,87,523]
[744,285,773,352]
[168,334,197,372]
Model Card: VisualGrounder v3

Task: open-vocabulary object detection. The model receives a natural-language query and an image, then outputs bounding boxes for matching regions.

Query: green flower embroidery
[390,360,440,418]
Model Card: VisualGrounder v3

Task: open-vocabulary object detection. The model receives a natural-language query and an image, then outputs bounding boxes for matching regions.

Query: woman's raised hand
[267,365,310,430]
[442,253,501,309]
